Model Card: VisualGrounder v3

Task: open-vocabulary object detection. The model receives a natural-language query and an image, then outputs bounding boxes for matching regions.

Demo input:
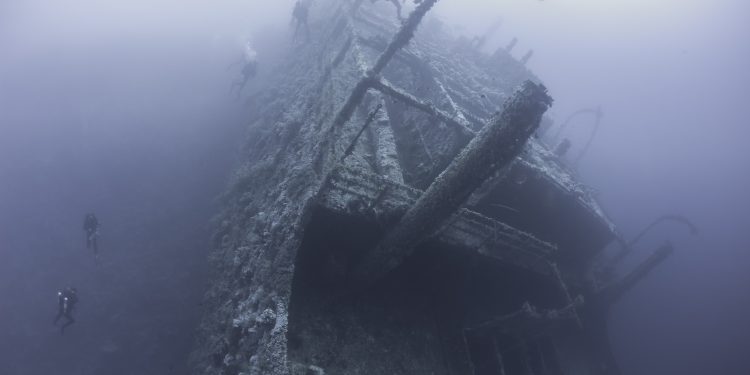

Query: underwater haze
[1,1,296,373]
[434,1,750,373]
[1,0,748,374]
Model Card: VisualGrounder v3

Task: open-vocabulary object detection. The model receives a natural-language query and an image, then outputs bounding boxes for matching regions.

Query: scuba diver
[292,0,311,42]
[83,213,100,263]
[53,287,79,335]
[228,42,258,99]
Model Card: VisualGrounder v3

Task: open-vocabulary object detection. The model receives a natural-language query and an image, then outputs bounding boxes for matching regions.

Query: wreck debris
[554,137,572,157]
[369,77,476,137]
[520,49,534,65]
[341,103,382,162]
[467,297,585,335]
[607,214,697,269]
[315,0,440,173]
[548,105,604,163]
[471,17,503,50]
[628,214,698,248]
[601,242,675,305]
[317,166,557,266]
[367,92,405,183]
[506,37,518,52]
[190,1,663,374]
[354,81,552,283]
[550,106,602,143]
[542,105,605,168]
[551,262,584,327]
[370,0,439,74]
[435,79,471,126]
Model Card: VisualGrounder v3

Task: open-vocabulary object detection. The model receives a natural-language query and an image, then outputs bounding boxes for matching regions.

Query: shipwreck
[189,1,674,374]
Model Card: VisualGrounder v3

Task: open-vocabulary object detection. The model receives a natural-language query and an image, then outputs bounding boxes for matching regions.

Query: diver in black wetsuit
[53,287,78,335]
[228,39,259,99]
[229,58,258,98]
[83,213,100,263]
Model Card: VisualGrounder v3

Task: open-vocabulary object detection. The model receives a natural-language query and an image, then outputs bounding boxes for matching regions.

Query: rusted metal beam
[606,214,697,271]
[466,297,584,335]
[472,17,503,51]
[366,92,404,183]
[356,33,500,123]
[506,37,518,52]
[370,0,440,75]
[520,49,534,65]
[353,81,552,283]
[551,262,583,327]
[340,103,382,162]
[549,106,603,144]
[369,77,476,138]
[314,0,440,173]
[603,241,674,304]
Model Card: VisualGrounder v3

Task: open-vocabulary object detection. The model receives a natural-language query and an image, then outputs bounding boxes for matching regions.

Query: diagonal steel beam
[368,77,476,138]
[314,0,441,172]
[353,81,552,284]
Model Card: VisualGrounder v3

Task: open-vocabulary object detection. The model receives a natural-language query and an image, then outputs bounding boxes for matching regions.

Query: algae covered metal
[190,1,671,374]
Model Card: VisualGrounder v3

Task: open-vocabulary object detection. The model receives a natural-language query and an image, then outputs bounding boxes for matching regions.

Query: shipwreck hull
[189,1,646,374]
